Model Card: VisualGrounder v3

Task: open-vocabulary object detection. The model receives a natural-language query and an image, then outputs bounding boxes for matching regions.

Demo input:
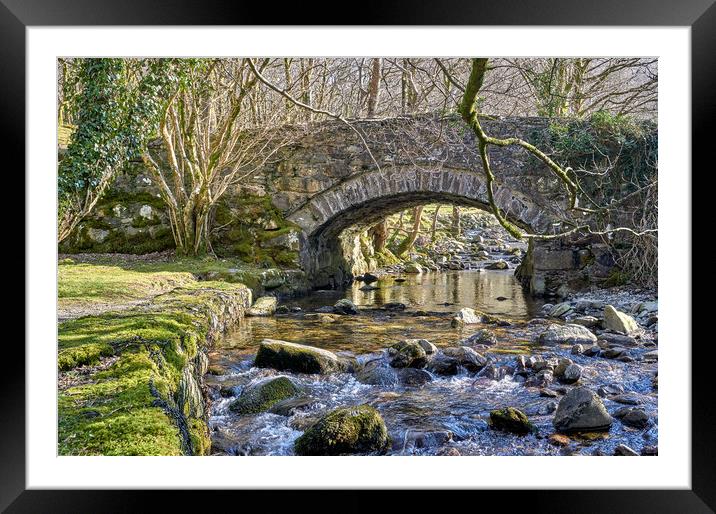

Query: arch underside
[285,167,562,287]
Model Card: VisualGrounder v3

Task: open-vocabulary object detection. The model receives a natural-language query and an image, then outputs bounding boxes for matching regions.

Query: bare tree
[141,59,285,256]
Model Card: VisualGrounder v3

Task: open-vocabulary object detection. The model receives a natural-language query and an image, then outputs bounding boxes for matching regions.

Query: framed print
[5,0,712,511]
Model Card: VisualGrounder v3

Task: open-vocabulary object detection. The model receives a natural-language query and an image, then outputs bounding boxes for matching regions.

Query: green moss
[131,215,161,228]
[57,277,251,455]
[188,417,211,456]
[254,340,344,374]
[489,407,534,435]
[229,376,299,414]
[294,405,390,456]
[211,194,301,267]
[603,269,630,287]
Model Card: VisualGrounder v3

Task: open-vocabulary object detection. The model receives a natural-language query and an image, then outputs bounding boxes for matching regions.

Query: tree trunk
[370,219,388,252]
[451,205,461,237]
[397,206,424,256]
[431,205,442,241]
[366,58,382,117]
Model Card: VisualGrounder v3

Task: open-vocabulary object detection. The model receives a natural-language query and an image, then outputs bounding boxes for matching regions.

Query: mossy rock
[388,340,428,369]
[229,376,299,415]
[294,405,390,456]
[489,407,535,435]
[254,339,346,374]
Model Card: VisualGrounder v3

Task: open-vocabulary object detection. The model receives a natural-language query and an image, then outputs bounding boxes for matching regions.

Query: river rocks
[404,262,423,274]
[598,332,638,347]
[604,305,639,335]
[356,360,399,386]
[383,302,407,311]
[333,299,358,315]
[572,316,600,329]
[611,393,642,405]
[560,364,582,384]
[554,358,582,383]
[294,405,390,456]
[359,284,379,291]
[460,328,497,346]
[489,407,534,434]
[414,339,439,355]
[247,296,278,316]
[393,429,453,451]
[451,307,491,328]
[388,340,429,368]
[571,344,584,355]
[229,376,299,414]
[480,363,507,381]
[554,358,573,377]
[486,259,508,270]
[254,339,347,374]
[548,434,571,447]
[525,369,553,388]
[427,354,460,376]
[614,444,639,456]
[553,387,613,433]
[268,396,318,417]
[397,368,433,386]
[548,302,574,318]
[597,384,625,398]
[362,272,379,284]
[441,346,487,372]
[583,344,602,357]
[614,407,650,429]
[538,323,597,346]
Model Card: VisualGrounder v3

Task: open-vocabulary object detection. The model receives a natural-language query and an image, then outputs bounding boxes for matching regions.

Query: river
[206,269,658,456]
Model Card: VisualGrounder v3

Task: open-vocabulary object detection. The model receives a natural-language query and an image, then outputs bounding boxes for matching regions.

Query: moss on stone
[254,339,345,374]
[211,193,302,267]
[58,277,252,456]
[489,407,534,435]
[229,376,299,414]
[294,405,390,456]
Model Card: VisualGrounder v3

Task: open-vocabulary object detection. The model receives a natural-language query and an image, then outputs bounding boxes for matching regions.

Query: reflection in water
[308,270,540,317]
[216,270,544,356]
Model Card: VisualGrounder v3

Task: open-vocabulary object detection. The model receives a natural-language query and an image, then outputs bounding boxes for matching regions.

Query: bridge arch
[286,165,561,288]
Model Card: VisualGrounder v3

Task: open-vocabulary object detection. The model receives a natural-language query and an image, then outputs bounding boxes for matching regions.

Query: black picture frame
[5,0,709,511]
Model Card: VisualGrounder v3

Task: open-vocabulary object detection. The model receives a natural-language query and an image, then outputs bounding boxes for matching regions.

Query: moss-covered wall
[211,193,302,268]
[60,160,303,269]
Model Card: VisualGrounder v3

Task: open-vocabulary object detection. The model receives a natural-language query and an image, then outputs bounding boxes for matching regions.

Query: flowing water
[207,270,658,456]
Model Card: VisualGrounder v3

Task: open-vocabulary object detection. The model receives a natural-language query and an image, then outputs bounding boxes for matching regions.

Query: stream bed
[206,270,658,456]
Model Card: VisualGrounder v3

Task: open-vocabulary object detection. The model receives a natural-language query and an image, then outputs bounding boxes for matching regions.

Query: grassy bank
[56,256,290,455]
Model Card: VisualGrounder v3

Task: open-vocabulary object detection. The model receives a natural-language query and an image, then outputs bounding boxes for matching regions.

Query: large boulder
[333,299,358,315]
[247,296,278,317]
[388,340,429,368]
[553,387,613,433]
[489,407,534,434]
[538,324,598,346]
[229,376,299,414]
[254,339,346,374]
[294,405,390,455]
[604,305,639,335]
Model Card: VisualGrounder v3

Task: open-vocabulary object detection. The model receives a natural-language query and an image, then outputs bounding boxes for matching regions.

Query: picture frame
[6,0,709,510]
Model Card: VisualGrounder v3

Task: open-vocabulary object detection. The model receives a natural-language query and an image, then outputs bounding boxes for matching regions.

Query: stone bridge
[62,114,650,296]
